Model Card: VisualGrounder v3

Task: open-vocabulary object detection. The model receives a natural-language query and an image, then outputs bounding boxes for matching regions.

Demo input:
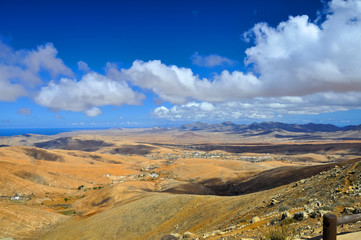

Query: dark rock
[343,207,355,215]
[309,210,326,218]
[353,208,361,214]
[293,211,308,221]
[281,211,292,220]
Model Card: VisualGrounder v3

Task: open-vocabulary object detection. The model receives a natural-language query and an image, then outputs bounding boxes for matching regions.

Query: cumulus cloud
[191,52,236,67]
[123,60,261,104]
[35,72,145,116]
[105,62,127,82]
[84,107,102,117]
[123,60,200,104]
[0,41,73,101]
[0,80,26,101]
[22,43,74,78]
[77,61,90,72]
[17,108,32,116]
[243,0,361,96]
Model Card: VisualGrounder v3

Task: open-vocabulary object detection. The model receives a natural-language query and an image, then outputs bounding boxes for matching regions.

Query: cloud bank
[153,92,361,121]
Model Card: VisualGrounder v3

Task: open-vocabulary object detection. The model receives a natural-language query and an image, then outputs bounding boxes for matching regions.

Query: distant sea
[0,128,109,137]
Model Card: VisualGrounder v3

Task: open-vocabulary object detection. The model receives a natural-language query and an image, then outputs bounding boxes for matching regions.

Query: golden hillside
[0,130,360,239]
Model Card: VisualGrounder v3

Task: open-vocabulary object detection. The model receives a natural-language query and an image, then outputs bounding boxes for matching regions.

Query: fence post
[323,213,337,240]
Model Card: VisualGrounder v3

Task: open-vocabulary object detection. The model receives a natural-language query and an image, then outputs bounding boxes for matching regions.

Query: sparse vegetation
[58,209,76,216]
[278,205,289,212]
[282,218,297,225]
[318,205,334,211]
[260,222,297,240]
[295,197,307,204]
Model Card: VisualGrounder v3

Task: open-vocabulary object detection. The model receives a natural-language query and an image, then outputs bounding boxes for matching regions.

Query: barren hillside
[0,128,360,239]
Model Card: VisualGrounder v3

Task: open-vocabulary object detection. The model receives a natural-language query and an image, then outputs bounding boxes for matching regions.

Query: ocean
[0,128,108,137]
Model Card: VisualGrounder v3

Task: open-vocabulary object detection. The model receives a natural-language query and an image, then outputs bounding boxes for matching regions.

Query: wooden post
[323,213,337,240]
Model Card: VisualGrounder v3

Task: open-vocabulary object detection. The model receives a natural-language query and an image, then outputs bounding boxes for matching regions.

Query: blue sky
[1,0,361,128]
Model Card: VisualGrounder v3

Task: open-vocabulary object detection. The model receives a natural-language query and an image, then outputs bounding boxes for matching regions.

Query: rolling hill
[0,123,360,239]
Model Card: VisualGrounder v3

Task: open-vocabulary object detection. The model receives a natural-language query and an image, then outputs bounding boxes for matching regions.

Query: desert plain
[1,122,361,239]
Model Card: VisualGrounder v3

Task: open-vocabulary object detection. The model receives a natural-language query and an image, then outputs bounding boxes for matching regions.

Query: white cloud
[123,60,261,104]
[0,80,26,101]
[77,61,90,72]
[105,62,127,82]
[22,43,74,78]
[243,0,361,96]
[84,107,102,117]
[153,91,361,121]
[123,60,200,104]
[17,108,31,116]
[35,72,145,116]
[191,52,236,67]
[0,41,73,101]
[153,106,171,119]
[153,101,274,121]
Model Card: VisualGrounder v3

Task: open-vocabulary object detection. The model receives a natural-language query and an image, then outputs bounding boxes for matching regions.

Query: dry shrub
[260,222,297,240]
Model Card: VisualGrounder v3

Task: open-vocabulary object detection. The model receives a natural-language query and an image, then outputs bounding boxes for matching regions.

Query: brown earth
[0,129,360,239]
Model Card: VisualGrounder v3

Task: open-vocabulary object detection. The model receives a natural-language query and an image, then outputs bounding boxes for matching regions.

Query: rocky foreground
[160,159,361,240]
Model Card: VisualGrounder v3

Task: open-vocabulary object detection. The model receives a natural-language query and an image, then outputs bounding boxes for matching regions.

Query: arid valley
[0,122,361,239]
[2,0,361,239]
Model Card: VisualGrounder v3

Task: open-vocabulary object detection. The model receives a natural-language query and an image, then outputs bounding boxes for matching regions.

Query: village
[145,150,274,163]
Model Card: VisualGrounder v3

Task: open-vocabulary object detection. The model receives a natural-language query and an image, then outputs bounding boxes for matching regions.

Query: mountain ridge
[178,121,361,133]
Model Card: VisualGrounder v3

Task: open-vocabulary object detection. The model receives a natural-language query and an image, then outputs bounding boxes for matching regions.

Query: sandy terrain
[0,128,360,239]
